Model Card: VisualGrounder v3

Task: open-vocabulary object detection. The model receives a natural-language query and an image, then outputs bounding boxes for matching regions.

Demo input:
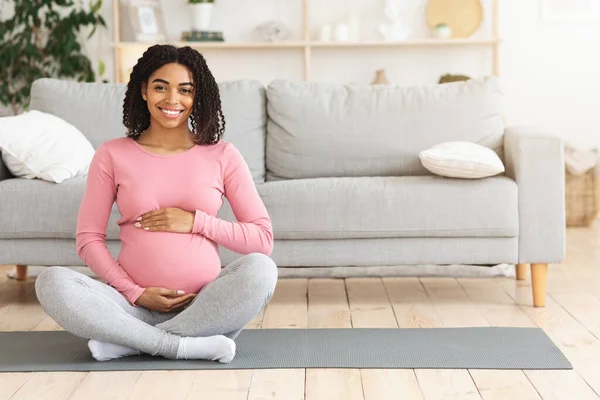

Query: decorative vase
[347,12,360,41]
[333,23,349,41]
[378,0,418,41]
[191,3,213,31]
[371,69,390,85]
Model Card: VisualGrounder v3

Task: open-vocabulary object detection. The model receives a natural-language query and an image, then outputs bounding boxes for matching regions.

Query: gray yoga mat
[0,328,571,372]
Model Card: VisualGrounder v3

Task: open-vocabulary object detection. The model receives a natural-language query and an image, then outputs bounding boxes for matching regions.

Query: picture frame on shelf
[541,0,600,21]
[126,0,166,42]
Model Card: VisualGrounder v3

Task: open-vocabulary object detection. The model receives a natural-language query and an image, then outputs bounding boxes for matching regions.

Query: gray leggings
[35,253,278,359]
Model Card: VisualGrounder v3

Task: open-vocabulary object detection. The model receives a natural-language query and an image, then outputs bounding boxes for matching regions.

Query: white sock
[88,339,140,361]
[176,335,236,363]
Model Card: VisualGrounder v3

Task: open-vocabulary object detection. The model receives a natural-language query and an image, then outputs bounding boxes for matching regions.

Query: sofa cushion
[217,176,518,239]
[0,110,95,183]
[419,141,505,179]
[29,79,127,150]
[218,80,267,183]
[0,177,120,239]
[29,78,267,183]
[1,175,517,241]
[266,76,504,180]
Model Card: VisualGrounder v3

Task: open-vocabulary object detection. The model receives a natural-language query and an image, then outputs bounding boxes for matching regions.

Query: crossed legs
[35,253,277,362]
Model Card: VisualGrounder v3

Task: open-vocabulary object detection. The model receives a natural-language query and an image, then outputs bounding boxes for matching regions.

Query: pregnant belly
[118,225,221,294]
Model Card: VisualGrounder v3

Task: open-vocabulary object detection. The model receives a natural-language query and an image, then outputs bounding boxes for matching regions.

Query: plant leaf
[1,0,106,109]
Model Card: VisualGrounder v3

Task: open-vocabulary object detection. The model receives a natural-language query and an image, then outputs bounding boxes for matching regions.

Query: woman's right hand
[134,287,196,313]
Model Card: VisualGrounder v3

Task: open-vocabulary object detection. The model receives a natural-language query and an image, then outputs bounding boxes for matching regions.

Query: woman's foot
[176,335,236,363]
[88,339,141,361]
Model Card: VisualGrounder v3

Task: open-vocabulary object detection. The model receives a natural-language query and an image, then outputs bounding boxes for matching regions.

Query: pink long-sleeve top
[75,137,273,305]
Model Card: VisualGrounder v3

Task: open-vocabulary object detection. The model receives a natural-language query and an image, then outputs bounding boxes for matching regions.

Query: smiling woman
[123,45,225,146]
[33,45,278,365]
[143,74,193,125]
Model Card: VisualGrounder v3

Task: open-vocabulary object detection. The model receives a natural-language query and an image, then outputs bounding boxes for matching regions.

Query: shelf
[111,0,500,82]
[114,38,500,50]
[310,38,501,47]
[114,41,307,49]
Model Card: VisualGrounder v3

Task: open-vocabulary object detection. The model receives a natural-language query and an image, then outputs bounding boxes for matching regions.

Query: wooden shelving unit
[112,0,500,83]
[114,41,309,49]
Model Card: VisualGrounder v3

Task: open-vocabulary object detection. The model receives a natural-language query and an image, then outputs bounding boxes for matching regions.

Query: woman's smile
[157,106,184,119]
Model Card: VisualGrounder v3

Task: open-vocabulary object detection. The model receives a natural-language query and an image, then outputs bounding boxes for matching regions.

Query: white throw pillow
[419,141,505,179]
[0,110,95,183]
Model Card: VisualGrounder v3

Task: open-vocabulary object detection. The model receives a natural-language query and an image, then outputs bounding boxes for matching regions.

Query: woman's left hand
[135,208,195,233]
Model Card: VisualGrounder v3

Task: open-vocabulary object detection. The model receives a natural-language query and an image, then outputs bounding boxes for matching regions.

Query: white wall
[2,0,600,150]
[499,0,600,150]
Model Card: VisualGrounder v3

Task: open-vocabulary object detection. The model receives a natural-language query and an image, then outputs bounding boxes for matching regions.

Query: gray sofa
[0,76,565,307]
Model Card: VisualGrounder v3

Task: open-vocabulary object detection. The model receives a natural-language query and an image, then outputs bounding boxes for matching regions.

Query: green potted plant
[189,0,215,32]
[0,0,106,115]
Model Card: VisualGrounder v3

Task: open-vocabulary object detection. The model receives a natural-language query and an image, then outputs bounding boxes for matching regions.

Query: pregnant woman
[34,44,278,363]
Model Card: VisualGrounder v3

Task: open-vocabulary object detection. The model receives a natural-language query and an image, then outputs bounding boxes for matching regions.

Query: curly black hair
[122,44,225,145]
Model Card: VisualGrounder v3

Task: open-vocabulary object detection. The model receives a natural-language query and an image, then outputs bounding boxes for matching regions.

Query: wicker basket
[565,164,600,227]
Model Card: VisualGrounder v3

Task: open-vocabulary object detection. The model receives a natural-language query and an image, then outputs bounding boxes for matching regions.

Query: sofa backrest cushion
[29,78,267,183]
[218,80,267,183]
[30,78,127,149]
[265,76,504,180]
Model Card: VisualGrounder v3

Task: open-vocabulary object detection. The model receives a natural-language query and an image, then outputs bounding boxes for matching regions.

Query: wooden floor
[1,225,600,399]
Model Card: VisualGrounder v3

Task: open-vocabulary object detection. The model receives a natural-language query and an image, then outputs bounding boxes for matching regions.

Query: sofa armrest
[504,126,566,264]
[0,156,14,182]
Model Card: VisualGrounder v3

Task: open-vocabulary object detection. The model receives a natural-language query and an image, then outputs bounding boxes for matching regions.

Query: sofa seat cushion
[231,176,517,239]
[0,177,120,239]
[1,175,518,240]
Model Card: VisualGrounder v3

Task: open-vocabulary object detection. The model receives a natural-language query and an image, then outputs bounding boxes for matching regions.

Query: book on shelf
[181,31,224,42]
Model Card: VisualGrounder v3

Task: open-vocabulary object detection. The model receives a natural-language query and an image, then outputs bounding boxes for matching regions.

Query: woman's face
[142,63,195,131]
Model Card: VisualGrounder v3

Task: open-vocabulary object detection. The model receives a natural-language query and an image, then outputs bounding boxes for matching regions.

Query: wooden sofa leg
[16,265,28,281]
[531,263,548,307]
[516,263,528,280]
